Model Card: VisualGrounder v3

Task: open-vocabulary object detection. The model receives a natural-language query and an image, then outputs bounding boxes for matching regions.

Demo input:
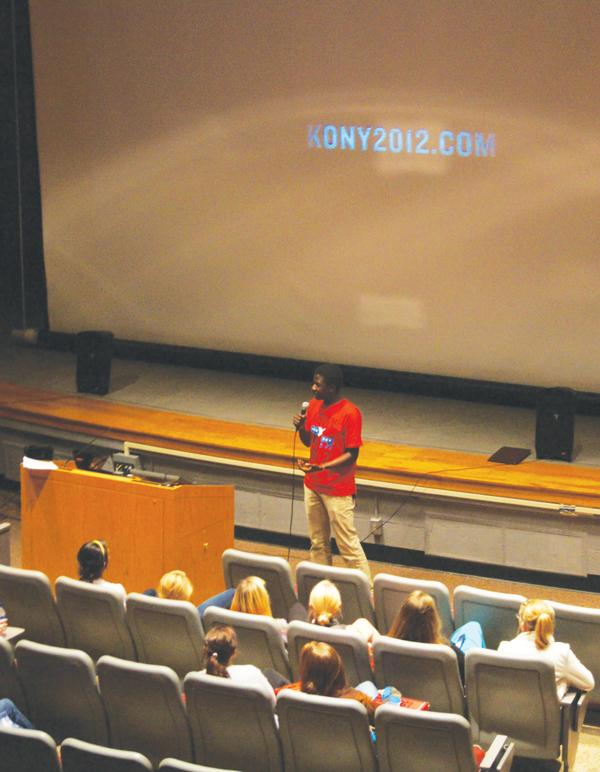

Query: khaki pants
[304,487,372,584]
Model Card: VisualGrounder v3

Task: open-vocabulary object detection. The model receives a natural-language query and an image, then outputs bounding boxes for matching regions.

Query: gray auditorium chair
[373,636,465,715]
[277,690,377,772]
[373,572,454,637]
[295,561,375,625]
[466,648,589,771]
[0,564,66,645]
[0,520,11,564]
[159,760,240,772]
[550,598,600,706]
[126,592,205,678]
[287,620,373,686]
[56,575,137,661]
[222,548,298,620]
[184,672,282,771]
[15,639,109,744]
[202,606,291,679]
[0,726,62,772]
[0,635,28,713]
[376,705,514,772]
[453,585,525,650]
[61,737,153,772]
[97,655,193,768]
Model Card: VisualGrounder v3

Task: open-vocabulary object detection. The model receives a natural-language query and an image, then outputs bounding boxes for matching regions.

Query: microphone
[300,401,309,416]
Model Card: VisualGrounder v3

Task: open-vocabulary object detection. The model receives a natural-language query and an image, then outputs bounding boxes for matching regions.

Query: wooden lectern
[21,465,234,602]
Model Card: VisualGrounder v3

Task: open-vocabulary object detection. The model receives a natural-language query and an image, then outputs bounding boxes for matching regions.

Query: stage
[1,337,600,587]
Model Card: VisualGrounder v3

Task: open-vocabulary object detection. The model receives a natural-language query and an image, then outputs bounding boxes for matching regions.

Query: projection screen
[29,0,600,390]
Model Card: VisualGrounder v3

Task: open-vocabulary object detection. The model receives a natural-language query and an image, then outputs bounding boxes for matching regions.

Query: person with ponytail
[77,539,126,601]
[499,599,594,698]
[201,625,276,705]
[307,579,379,644]
[308,580,343,627]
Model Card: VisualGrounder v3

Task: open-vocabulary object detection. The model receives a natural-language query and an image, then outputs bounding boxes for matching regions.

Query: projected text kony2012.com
[307,124,495,157]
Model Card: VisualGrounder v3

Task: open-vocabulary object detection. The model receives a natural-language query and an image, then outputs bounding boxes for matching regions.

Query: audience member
[0,698,33,729]
[157,569,193,600]
[279,640,376,720]
[387,590,467,678]
[200,625,276,706]
[77,539,126,600]
[307,579,342,626]
[230,575,289,634]
[498,598,594,698]
[307,579,379,643]
[146,568,236,618]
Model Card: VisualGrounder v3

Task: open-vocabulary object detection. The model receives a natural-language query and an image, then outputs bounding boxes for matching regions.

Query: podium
[20,465,234,602]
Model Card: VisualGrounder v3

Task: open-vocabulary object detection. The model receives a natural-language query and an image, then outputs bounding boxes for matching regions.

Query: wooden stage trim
[2,380,600,511]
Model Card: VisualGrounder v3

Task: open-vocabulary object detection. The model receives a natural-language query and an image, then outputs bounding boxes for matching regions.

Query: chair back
[0,635,28,713]
[373,573,454,637]
[0,520,10,564]
[287,620,372,686]
[61,736,153,772]
[222,548,297,620]
[373,637,465,714]
[203,606,291,679]
[277,690,377,772]
[97,654,193,768]
[0,726,61,772]
[0,565,65,645]
[453,585,525,650]
[465,648,561,758]
[15,639,109,744]
[377,705,477,772]
[295,561,375,625]
[550,599,600,706]
[184,672,282,771]
[56,576,136,661]
[126,592,204,678]
[159,760,240,771]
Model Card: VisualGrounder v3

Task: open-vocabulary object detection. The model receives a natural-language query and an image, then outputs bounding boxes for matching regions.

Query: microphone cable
[359,460,502,545]
[287,401,309,562]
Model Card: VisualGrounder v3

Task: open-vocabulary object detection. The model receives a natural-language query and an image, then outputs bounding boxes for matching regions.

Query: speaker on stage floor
[76,330,114,395]
[535,387,575,462]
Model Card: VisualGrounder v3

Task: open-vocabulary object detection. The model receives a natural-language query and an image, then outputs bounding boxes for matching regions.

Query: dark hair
[300,641,347,697]
[204,625,237,678]
[388,591,444,644]
[77,539,109,583]
[314,363,344,390]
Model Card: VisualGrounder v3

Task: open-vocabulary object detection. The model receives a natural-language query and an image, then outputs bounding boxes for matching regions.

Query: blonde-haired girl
[308,580,342,626]
[157,569,193,601]
[230,575,289,637]
[231,575,273,617]
[498,599,594,697]
[308,579,379,644]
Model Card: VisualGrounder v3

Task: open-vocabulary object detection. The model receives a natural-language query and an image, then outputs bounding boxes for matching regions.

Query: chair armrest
[561,688,590,732]
[479,734,514,771]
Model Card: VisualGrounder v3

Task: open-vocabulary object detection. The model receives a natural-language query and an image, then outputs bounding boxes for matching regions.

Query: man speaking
[293,363,371,583]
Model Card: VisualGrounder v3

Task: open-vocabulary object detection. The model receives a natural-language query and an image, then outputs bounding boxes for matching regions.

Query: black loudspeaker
[535,387,575,462]
[76,330,114,395]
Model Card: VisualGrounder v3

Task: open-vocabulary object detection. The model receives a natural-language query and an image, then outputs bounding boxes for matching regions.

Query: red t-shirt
[303,397,362,496]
